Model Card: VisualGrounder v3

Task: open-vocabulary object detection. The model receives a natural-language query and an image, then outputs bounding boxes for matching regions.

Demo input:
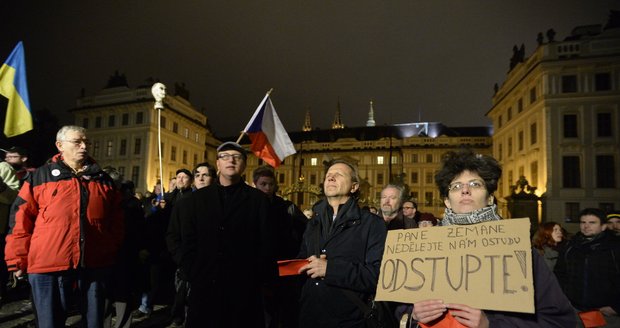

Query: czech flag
[0,42,33,137]
[243,93,296,167]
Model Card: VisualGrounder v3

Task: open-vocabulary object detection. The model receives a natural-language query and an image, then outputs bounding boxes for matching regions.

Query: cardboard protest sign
[375,218,534,313]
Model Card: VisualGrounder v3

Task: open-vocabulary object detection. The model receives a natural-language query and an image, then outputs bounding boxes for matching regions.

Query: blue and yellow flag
[0,41,33,137]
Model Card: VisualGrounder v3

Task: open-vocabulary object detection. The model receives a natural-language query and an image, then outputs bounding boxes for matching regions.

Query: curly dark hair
[435,148,502,198]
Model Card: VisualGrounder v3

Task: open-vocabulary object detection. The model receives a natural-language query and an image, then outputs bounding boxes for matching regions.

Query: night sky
[1,1,617,138]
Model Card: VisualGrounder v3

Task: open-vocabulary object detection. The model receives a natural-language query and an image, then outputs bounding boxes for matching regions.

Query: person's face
[255,176,276,197]
[402,201,416,219]
[216,151,246,181]
[551,224,563,243]
[444,170,491,214]
[4,152,25,166]
[55,130,89,164]
[579,214,606,237]
[419,220,434,228]
[323,163,358,199]
[608,218,620,233]
[381,187,402,217]
[193,166,213,189]
[176,172,192,190]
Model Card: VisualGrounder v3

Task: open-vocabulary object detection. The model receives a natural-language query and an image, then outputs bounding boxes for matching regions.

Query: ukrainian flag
[0,41,33,137]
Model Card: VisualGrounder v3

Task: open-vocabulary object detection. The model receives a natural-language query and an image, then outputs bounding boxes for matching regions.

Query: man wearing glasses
[175,141,276,327]
[5,125,124,328]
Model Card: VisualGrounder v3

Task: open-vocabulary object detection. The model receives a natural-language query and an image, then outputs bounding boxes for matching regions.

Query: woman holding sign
[411,149,575,328]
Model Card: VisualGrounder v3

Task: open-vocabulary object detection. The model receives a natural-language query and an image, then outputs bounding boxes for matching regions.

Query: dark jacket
[269,195,307,260]
[555,230,620,314]
[5,154,124,273]
[298,197,387,328]
[177,181,276,327]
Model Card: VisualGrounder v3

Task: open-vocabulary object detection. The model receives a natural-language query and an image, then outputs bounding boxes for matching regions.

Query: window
[377,173,384,186]
[508,170,514,188]
[411,191,419,202]
[517,98,523,113]
[310,174,316,185]
[411,154,418,163]
[119,139,127,156]
[377,156,384,165]
[562,156,581,188]
[498,115,503,129]
[182,150,188,165]
[136,112,144,124]
[108,115,116,127]
[310,158,318,166]
[596,155,615,188]
[425,172,433,184]
[193,153,198,167]
[563,114,578,138]
[507,107,512,121]
[106,140,113,157]
[171,146,177,161]
[424,192,433,206]
[530,161,538,186]
[134,138,142,155]
[564,202,580,223]
[82,118,89,128]
[195,132,200,143]
[507,137,513,157]
[118,166,125,178]
[530,123,537,145]
[184,128,189,138]
[518,166,524,178]
[391,156,398,164]
[597,113,612,137]
[279,173,285,184]
[561,75,577,93]
[518,131,524,151]
[122,113,129,126]
[498,143,503,161]
[93,141,100,157]
[426,154,433,163]
[595,73,611,91]
[95,116,102,128]
[600,203,615,214]
[173,122,179,133]
[529,87,536,104]
[411,172,419,184]
[160,116,166,129]
[131,166,140,188]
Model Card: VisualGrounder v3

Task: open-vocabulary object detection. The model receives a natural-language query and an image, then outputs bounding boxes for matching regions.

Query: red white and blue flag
[243,93,296,167]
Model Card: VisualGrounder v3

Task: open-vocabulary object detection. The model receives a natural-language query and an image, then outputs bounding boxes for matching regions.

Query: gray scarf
[441,204,502,226]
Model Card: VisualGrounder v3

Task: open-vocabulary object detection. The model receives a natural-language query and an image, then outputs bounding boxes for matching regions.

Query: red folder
[419,311,467,328]
[277,259,308,276]
[578,310,606,328]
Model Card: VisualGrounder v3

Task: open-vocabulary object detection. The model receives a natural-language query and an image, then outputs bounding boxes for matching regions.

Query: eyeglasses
[217,153,243,161]
[448,180,486,192]
[62,139,91,146]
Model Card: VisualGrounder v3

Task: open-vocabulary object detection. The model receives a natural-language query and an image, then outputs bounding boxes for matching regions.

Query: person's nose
[461,185,471,195]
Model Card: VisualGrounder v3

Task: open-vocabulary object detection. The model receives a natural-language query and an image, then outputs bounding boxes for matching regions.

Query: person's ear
[351,182,359,193]
[444,197,451,209]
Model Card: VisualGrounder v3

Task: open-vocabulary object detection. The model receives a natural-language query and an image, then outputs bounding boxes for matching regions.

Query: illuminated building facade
[487,18,620,224]
[71,76,219,193]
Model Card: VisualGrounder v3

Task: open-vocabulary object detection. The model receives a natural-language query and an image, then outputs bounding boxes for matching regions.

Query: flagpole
[151,83,167,200]
[235,88,274,144]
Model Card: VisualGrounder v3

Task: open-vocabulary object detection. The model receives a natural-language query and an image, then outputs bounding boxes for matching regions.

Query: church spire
[332,99,345,129]
[302,109,312,132]
[366,99,376,127]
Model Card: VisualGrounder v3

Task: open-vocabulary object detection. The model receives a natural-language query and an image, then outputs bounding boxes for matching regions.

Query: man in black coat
[177,142,276,328]
[555,208,620,327]
[297,159,387,327]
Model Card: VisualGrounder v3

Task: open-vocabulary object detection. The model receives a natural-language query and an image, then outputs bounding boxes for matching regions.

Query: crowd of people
[0,125,619,328]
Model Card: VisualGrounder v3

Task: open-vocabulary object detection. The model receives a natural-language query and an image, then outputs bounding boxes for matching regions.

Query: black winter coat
[555,230,620,314]
[177,182,276,328]
[298,197,387,328]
